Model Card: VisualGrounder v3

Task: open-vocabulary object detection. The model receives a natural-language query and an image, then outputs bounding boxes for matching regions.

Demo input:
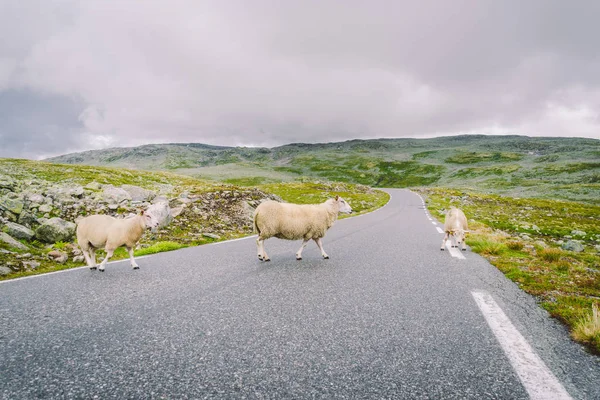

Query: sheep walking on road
[253,196,352,261]
[76,211,159,271]
[441,207,469,251]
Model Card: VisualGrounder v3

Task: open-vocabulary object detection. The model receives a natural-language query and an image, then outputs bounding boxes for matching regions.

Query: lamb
[253,196,352,261]
[440,207,469,251]
[76,210,159,271]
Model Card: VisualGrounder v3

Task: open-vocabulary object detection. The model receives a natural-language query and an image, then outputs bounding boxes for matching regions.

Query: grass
[573,304,600,353]
[418,187,600,354]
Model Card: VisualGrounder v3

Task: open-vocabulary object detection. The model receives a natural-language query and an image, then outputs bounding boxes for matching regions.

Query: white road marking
[472,291,573,400]
[445,242,466,259]
[436,227,444,234]
[431,221,437,225]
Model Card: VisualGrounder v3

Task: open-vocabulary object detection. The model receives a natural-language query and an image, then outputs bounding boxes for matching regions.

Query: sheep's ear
[335,195,339,201]
[139,210,145,216]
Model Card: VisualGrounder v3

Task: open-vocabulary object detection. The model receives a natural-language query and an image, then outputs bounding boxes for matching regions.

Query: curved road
[1,189,599,399]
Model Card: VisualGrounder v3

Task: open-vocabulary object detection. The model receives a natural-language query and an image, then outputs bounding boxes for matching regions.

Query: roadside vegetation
[418,187,600,354]
[0,159,389,281]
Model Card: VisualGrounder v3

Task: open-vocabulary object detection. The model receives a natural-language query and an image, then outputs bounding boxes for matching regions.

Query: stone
[121,185,156,202]
[571,230,586,237]
[39,204,53,213]
[4,222,35,240]
[84,181,102,191]
[48,250,68,264]
[22,260,41,270]
[145,201,172,228]
[170,206,185,218]
[26,193,46,204]
[0,175,16,190]
[73,255,84,263]
[595,245,600,253]
[0,265,13,276]
[0,232,28,250]
[18,211,38,228]
[0,197,24,215]
[561,240,585,253]
[35,218,76,243]
[102,186,132,203]
[202,233,221,240]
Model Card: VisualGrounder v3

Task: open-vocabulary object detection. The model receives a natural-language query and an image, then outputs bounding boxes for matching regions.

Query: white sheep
[253,196,352,261]
[76,211,159,271]
[441,207,469,251]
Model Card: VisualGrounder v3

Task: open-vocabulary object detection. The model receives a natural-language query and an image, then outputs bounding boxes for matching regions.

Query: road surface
[1,189,599,399]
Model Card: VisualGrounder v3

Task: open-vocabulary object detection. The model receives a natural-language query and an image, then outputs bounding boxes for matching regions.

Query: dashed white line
[445,242,466,259]
[472,290,573,400]
[436,227,444,234]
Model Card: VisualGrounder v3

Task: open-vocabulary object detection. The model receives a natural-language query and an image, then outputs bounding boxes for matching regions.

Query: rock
[145,201,172,228]
[595,245,600,253]
[35,218,76,243]
[108,204,119,210]
[48,250,68,264]
[73,255,84,263]
[84,181,102,191]
[0,197,24,215]
[571,230,586,237]
[203,233,221,240]
[170,206,185,218]
[47,185,85,199]
[534,240,548,249]
[4,222,35,240]
[26,193,46,204]
[39,204,53,213]
[121,185,156,202]
[0,265,13,276]
[18,211,38,228]
[0,175,16,190]
[0,232,29,250]
[22,260,41,270]
[102,186,132,203]
[561,240,585,253]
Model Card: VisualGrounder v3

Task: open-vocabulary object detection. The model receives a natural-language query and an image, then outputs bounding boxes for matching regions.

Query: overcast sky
[1,0,599,159]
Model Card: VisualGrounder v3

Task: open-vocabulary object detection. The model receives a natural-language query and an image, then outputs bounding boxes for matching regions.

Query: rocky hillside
[0,159,388,280]
[47,135,600,204]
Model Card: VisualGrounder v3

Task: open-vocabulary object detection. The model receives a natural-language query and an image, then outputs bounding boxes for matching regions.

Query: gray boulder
[146,201,172,228]
[102,186,132,203]
[4,222,35,241]
[18,211,38,228]
[47,185,85,199]
[0,232,28,250]
[84,181,102,191]
[0,265,13,276]
[35,218,76,243]
[26,193,46,204]
[122,185,156,202]
[561,240,585,253]
[39,204,53,213]
[0,197,24,215]
[0,175,16,190]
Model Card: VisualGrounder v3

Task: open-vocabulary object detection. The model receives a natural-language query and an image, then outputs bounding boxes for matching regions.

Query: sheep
[76,210,159,272]
[440,207,469,251]
[253,195,352,261]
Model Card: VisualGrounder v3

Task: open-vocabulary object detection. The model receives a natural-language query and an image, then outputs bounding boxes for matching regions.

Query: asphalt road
[1,189,599,399]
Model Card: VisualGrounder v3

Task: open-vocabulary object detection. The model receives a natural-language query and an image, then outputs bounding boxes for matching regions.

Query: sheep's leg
[90,248,97,269]
[257,237,270,262]
[296,239,310,260]
[440,233,448,251]
[126,246,139,269]
[314,238,329,259]
[461,235,467,251]
[82,248,96,270]
[98,248,115,272]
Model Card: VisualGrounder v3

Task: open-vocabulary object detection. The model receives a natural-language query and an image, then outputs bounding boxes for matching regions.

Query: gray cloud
[1,0,599,159]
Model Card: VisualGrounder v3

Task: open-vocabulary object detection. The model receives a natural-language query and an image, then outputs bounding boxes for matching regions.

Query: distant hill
[47,135,600,204]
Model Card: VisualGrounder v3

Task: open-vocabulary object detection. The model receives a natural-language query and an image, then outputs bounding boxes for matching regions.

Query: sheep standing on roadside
[76,211,159,272]
[253,196,352,261]
[441,207,469,251]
